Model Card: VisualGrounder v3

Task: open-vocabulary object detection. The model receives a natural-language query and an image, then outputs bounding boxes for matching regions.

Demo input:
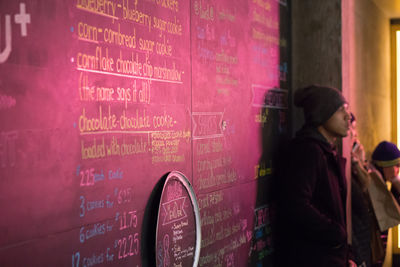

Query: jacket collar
[295,126,336,154]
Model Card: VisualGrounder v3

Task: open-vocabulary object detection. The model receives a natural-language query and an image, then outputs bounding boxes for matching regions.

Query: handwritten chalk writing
[156,35,172,56]
[120,109,151,129]
[153,61,182,82]
[106,247,114,262]
[197,44,215,61]
[117,187,133,204]
[153,110,175,128]
[79,168,95,186]
[216,63,229,74]
[172,229,183,242]
[252,46,269,68]
[173,245,194,262]
[79,72,95,101]
[80,106,183,134]
[117,86,133,108]
[151,130,191,140]
[215,52,238,64]
[122,0,152,32]
[252,10,278,29]
[196,142,210,155]
[254,163,272,178]
[116,51,143,75]
[121,136,148,155]
[76,48,184,83]
[79,223,106,243]
[0,93,16,110]
[162,197,187,225]
[103,24,136,49]
[139,80,151,103]
[119,210,137,230]
[255,109,269,124]
[193,1,214,21]
[201,211,214,226]
[152,154,185,163]
[166,180,183,201]
[196,24,215,41]
[108,136,120,156]
[139,37,155,53]
[76,46,114,71]
[201,208,232,227]
[253,0,271,11]
[196,140,223,155]
[172,219,188,230]
[197,156,232,172]
[79,106,117,133]
[82,252,104,267]
[87,199,105,211]
[198,168,237,189]
[153,16,166,37]
[153,15,182,37]
[220,30,236,47]
[155,0,179,12]
[199,233,248,266]
[192,112,223,139]
[0,131,18,168]
[109,168,123,179]
[80,196,85,217]
[106,194,114,208]
[197,191,223,210]
[218,9,235,22]
[167,16,182,36]
[81,137,106,159]
[252,28,279,45]
[77,0,117,19]
[150,130,189,163]
[143,59,154,78]
[117,233,140,259]
[201,221,246,248]
[78,22,98,42]
[215,75,237,86]
[72,252,80,267]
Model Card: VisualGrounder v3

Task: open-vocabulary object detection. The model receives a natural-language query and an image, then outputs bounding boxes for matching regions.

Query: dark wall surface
[0,0,290,266]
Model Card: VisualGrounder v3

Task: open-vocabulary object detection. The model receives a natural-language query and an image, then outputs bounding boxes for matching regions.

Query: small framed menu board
[155,171,201,266]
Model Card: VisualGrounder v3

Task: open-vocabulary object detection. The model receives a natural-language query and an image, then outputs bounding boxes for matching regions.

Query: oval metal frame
[155,171,201,267]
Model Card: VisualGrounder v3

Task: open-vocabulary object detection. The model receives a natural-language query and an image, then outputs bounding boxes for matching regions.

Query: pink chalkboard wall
[0,0,290,266]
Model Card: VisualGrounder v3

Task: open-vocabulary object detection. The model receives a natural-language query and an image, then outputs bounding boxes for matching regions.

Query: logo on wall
[0,3,31,63]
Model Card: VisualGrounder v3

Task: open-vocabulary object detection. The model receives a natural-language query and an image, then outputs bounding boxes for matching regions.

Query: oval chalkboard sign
[155,171,201,267]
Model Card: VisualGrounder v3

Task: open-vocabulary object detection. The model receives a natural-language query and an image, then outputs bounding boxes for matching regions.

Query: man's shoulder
[291,136,324,150]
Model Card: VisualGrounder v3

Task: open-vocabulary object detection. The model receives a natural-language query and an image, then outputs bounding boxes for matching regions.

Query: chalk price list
[72,166,140,267]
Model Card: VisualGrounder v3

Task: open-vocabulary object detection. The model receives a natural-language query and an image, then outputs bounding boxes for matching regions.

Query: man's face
[383,164,400,181]
[322,104,351,139]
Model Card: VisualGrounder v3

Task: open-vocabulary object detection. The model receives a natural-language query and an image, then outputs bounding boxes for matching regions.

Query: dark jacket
[275,127,349,267]
[351,177,372,266]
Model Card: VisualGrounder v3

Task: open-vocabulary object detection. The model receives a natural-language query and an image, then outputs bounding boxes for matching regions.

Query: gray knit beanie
[294,85,346,127]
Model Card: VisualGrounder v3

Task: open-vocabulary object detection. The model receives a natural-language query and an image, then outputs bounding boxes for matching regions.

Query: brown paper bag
[368,170,400,232]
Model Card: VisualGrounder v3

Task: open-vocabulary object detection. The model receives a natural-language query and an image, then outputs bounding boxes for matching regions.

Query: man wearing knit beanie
[275,85,354,267]
[372,141,400,203]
